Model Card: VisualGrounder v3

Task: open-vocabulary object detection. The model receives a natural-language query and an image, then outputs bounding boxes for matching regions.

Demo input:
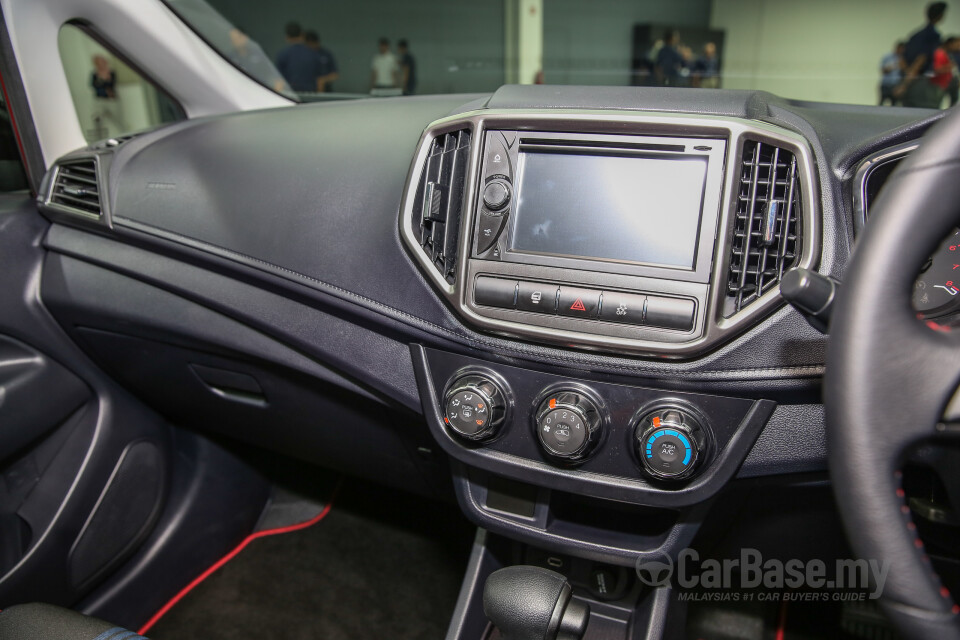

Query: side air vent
[411,129,472,285]
[50,160,102,218]
[725,140,802,316]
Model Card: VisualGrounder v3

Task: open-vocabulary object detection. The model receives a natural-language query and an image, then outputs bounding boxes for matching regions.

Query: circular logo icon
[635,551,674,588]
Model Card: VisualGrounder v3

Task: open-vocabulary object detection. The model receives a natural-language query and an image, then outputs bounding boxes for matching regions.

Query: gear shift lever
[483,565,589,640]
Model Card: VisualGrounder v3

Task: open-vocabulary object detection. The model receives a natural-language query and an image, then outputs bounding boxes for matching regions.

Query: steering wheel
[827,107,960,639]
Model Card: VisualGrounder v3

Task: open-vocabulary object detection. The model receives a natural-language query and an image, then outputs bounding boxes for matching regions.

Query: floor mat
[146,480,474,640]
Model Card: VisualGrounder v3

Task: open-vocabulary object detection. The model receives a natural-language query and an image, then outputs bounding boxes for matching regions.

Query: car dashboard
[33,85,950,565]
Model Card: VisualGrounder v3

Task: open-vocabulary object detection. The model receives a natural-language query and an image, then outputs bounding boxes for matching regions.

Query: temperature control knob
[635,408,707,481]
[482,180,511,211]
[534,391,602,462]
[443,374,507,441]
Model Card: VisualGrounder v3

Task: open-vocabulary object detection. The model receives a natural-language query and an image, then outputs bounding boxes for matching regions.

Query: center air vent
[725,140,802,316]
[411,129,471,285]
[49,159,102,218]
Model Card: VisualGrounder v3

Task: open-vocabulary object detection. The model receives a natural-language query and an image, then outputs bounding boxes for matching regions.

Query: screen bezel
[484,131,727,285]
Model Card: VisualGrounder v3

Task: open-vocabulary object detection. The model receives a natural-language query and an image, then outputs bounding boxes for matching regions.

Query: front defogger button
[517,281,558,313]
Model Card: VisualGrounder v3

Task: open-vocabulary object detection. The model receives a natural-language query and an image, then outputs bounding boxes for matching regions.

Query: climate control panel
[419,347,775,505]
[437,364,729,483]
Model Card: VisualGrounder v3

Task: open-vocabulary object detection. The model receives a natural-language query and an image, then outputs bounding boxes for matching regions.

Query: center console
[401,110,819,357]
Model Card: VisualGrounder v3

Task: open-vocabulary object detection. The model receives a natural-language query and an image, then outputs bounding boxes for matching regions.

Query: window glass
[165,0,960,110]
[57,24,186,144]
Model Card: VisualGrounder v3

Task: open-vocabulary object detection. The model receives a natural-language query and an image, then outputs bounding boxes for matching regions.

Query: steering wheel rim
[826,108,960,639]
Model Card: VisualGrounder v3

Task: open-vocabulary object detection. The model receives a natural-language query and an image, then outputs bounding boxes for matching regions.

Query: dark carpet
[147,480,474,640]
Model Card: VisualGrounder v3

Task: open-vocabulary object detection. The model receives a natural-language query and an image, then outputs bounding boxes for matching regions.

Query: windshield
[165,0,960,109]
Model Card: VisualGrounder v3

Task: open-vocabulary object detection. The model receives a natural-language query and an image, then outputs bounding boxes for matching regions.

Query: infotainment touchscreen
[510,151,708,269]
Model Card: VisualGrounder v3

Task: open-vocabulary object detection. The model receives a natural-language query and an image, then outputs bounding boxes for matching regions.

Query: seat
[0,603,146,640]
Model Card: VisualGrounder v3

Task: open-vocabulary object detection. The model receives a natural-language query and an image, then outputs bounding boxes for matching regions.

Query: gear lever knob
[483,565,589,640]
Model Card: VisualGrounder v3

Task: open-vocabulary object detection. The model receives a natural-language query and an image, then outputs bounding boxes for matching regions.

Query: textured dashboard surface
[71,87,941,383]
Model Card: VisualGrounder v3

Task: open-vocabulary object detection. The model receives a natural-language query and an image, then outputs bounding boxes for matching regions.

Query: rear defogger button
[517,281,559,313]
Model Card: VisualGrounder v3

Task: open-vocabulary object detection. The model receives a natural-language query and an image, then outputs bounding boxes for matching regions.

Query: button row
[474,276,696,331]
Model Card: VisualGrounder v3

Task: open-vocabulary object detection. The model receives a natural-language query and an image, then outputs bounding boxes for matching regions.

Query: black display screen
[510,151,708,269]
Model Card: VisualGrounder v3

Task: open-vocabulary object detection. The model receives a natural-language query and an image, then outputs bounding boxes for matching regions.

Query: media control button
[475,276,517,309]
[482,180,511,211]
[598,291,646,325]
[557,286,600,318]
[476,211,508,254]
[483,133,511,178]
[645,296,696,331]
[517,281,558,313]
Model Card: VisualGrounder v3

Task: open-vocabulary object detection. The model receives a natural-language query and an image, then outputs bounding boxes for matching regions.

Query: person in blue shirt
[398,39,417,95]
[655,30,687,87]
[879,42,905,105]
[692,42,720,89]
[275,22,320,94]
[900,2,948,108]
[305,30,339,93]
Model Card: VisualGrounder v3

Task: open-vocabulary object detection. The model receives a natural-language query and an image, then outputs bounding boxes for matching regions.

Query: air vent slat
[411,129,471,286]
[724,140,802,316]
[50,159,102,217]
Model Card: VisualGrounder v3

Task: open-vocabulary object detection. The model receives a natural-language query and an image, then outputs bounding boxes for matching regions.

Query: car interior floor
[146,450,475,640]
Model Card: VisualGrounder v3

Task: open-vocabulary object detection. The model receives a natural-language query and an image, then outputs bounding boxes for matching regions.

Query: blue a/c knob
[636,409,705,480]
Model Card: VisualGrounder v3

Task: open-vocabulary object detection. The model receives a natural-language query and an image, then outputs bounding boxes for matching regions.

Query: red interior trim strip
[138,481,341,635]
[0,65,34,190]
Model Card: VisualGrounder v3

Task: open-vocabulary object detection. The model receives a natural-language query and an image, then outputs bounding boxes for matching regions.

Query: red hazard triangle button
[558,288,599,318]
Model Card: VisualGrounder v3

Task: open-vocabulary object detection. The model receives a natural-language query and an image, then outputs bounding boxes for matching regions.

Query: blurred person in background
[370,37,399,91]
[655,30,686,86]
[305,30,339,92]
[276,21,319,93]
[397,39,417,95]
[90,54,122,139]
[879,41,905,105]
[228,28,288,94]
[91,54,116,99]
[692,42,720,89]
[899,2,948,108]
[945,36,960,106]
[930,38,957,106]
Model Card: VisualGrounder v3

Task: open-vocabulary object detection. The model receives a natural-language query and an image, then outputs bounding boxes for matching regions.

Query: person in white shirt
[370,37,399,90]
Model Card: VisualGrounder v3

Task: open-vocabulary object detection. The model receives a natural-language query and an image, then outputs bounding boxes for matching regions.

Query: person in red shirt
[930,44,954,98]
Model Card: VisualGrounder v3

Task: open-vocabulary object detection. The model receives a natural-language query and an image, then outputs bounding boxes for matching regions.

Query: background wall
[711,0,960,105]
[208,0,505,95]
[543,0,713,86]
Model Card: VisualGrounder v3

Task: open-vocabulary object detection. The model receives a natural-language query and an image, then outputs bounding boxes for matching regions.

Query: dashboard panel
[31,87,952,561]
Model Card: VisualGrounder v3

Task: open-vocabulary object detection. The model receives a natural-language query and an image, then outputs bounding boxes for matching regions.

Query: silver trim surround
[40,154,109,223]
[399,109,821,358]
[852,140,918,234]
